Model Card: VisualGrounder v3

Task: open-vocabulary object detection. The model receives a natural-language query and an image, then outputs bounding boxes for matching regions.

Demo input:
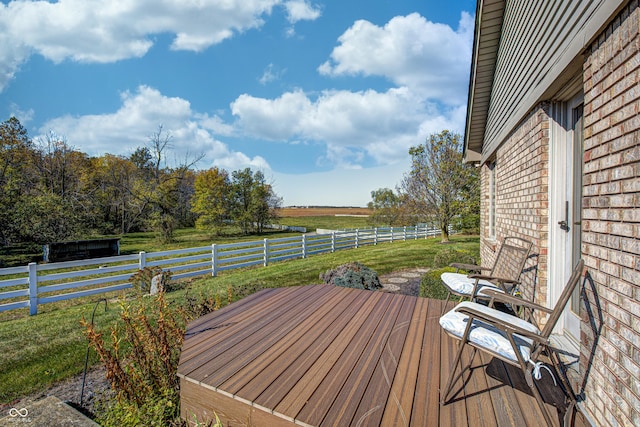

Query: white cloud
[283,0,322,23]
[230,87,462,168]
[38,85,269,172]
[259,63,286,85]
[230,12,472,171]
[0,0,284,91]
[318,12,473,105]
[9,103,35,124]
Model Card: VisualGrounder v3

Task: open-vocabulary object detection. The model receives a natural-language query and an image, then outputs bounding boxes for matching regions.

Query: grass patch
[0,235,478,405]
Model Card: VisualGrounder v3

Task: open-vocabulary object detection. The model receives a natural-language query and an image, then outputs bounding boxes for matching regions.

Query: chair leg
[548,347,581,427]
[441,291,452,315]
[440,338,477,404]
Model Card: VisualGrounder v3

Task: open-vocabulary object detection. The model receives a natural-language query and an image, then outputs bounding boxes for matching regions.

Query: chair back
[540,259,585,338]
[490,237,533,282]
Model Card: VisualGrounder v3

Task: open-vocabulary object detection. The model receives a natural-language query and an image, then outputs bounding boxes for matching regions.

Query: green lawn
[0,216,372,266]
[0,234,478,405]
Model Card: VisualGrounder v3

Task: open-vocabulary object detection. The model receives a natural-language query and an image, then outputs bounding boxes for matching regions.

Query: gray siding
[481,0,626,162]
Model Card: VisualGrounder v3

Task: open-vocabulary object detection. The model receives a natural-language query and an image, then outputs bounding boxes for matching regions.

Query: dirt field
[279,207,370,217]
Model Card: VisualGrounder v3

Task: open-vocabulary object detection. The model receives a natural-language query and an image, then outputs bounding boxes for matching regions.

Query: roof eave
[463,0,505,163]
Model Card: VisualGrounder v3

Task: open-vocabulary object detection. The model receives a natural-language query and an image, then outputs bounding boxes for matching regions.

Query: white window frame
[488,162,497,240]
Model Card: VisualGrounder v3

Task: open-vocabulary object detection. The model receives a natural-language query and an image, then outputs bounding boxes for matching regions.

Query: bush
[82,275,235,426]
[420,267,456,300]
[82,290,187,426]
[432,248,476,268]
[320,262,382,290]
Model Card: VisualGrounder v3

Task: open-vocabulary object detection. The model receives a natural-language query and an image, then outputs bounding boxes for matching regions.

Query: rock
[150,274,163,295]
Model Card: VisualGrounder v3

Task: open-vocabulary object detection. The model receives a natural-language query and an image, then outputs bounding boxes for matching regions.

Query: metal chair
[440,237,533,313]
[439,259,585,426]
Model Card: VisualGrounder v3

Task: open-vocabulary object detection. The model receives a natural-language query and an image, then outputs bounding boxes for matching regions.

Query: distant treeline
[0,118,281,248]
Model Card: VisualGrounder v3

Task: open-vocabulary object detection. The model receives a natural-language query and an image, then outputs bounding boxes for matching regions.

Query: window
[488,162,496,240]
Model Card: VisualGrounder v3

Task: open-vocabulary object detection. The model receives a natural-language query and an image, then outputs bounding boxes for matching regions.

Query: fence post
[264,238,269,267]
[139,251,146,270]
[331,232,336,253]
[28,262,38,316]
[212,244,219,276]
[374,227,378,245]
[355,229,359,249]
[302,234,307,258]
[403,226,407,241]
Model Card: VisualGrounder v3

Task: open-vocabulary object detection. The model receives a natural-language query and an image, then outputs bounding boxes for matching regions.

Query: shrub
[82,278,235,426]
[320,262,382,290]
[420,267,456,300]
[432,248,476,268]
[82,290,187,426]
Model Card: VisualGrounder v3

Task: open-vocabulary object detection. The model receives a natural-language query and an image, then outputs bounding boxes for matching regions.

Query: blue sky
[0,0,475,206]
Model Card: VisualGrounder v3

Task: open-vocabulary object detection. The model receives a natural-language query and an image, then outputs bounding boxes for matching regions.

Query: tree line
[0,117,282,249]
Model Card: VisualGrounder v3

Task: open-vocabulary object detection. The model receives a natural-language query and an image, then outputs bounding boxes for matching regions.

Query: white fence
[0,225,441,316]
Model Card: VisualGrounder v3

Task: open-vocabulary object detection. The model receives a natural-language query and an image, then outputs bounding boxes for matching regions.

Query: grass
[0,230,478,405]
[277,215,371,231]
[0,214,371,266]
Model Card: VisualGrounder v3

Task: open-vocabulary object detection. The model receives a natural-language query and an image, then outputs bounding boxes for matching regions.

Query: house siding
[481,0,626,161]
[480,2,639,426]
[581,2,640,425]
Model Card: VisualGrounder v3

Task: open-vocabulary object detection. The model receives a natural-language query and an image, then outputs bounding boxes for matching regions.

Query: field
[278,206,370,217]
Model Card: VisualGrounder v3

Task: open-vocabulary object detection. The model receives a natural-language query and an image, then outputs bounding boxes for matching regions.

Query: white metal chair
[439,259,585,426]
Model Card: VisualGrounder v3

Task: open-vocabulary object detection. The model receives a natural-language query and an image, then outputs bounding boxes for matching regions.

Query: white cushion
[439,301,540,363]
[441,272,504,297]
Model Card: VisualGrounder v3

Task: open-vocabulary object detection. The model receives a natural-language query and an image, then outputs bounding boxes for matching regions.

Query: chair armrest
[449,263,490,272]
[467,274,520,285]
[455,304,547,342]
[482,289,553,314]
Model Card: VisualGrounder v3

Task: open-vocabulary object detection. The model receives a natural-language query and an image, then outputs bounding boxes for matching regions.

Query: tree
[86,154,143,234]
[27,132,94,243]
[191,167,231,235]
[229,168,282,235]
[400,130,479,242]
[230,168,255,234]
[250,170,281,234]
[14,192,83,244]
[367,188,407,226]
[134,125,204,242]
[0,117,36,245]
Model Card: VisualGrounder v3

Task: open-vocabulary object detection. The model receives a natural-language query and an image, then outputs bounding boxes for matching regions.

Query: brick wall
[581,1,640,425]
[480,104,550,304]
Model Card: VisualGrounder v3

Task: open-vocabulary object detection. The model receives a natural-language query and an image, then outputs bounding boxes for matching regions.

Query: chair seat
[441,272,504,297]
[439,301,540,363]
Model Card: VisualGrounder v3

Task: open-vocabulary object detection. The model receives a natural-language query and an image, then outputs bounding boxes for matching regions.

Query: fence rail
[0,225,441,316]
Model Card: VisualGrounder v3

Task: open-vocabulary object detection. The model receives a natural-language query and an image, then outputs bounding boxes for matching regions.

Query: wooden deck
[178,285,582,426]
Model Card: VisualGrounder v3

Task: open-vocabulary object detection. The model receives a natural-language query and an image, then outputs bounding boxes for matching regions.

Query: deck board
[275,290,384,419]
[178,285,585,427]
[243,286,362,404]
[198,285,340,388]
